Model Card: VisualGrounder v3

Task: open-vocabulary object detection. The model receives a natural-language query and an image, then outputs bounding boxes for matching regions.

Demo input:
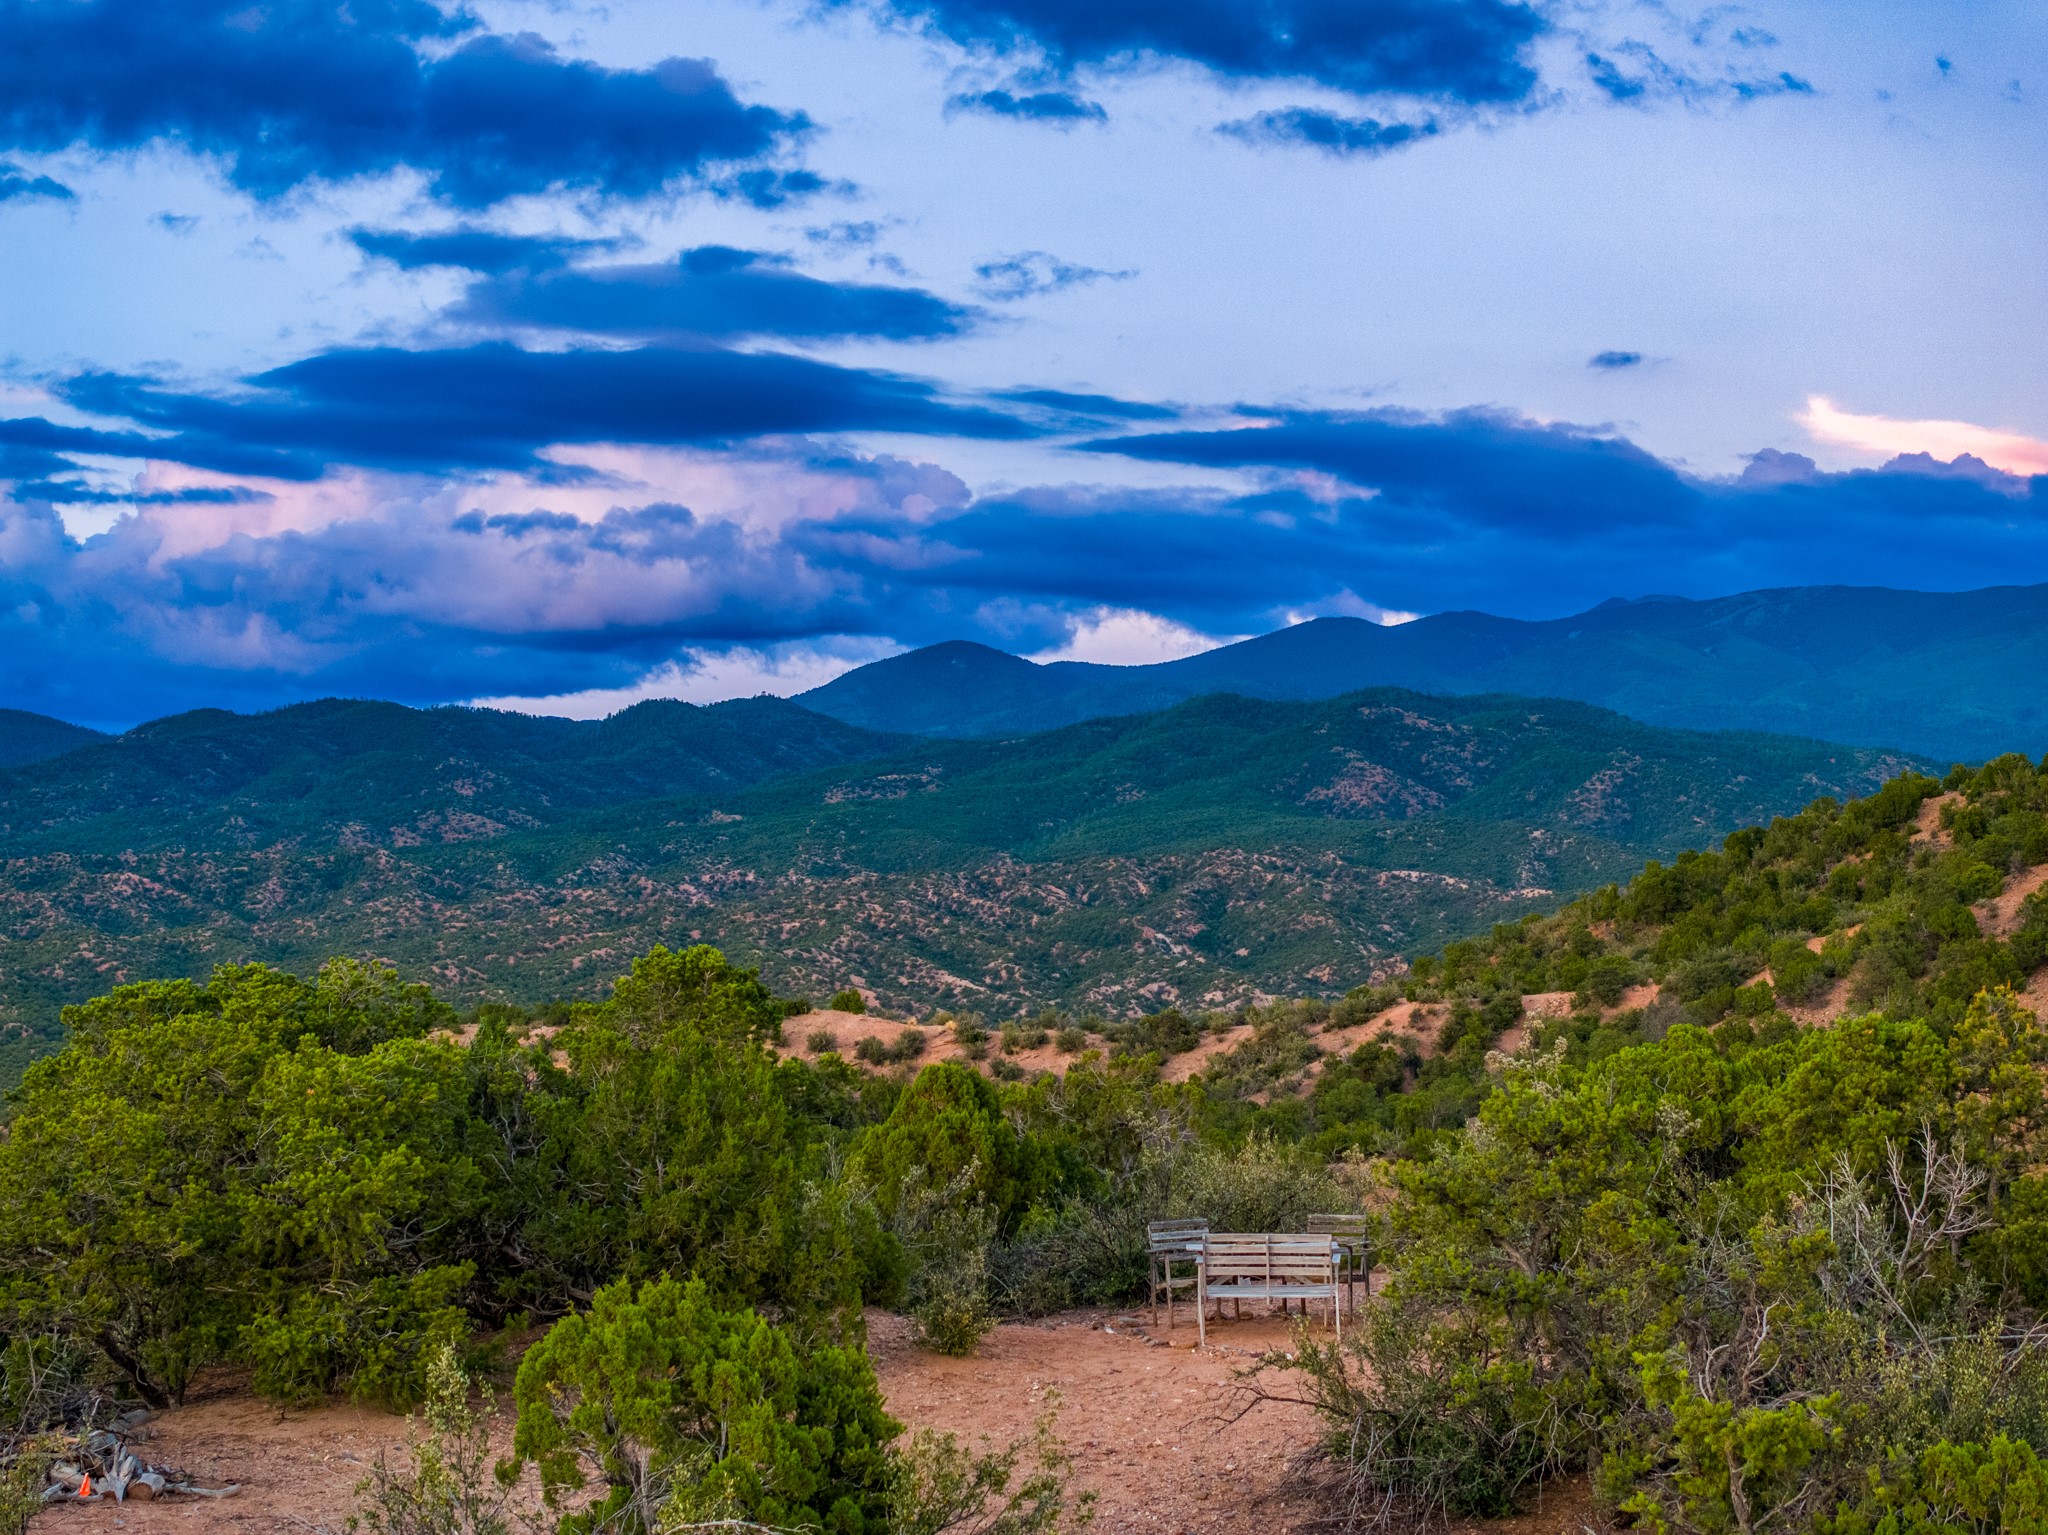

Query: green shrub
[508,1274,898,1535]
[889,1401,1095,1535]
[243,1265,473,1409]
[1054,1026,1089,1054]
[905,1201,998,1358]
[807,1026,838,1053]
[854,1028,926,1066]
[1168,1135,1346,1233]
[952,1014,991,1060]
[1282,1301,1570,1519]
[0,967,487,1407]
[853,1063,1055,1231]
[1133,1008,1199,1056]
[349,1342,531,1535]
[830,988,867,1014]
[1818,1436,2048,1535]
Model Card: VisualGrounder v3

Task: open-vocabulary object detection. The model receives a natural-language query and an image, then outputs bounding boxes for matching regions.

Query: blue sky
[0,0,2043,728]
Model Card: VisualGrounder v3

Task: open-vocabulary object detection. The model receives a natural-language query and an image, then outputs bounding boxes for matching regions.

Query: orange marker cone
[78,1474,92,1498]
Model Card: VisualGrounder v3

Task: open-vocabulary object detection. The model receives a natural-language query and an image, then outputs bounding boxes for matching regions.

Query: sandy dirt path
[33,1310,1611,1534]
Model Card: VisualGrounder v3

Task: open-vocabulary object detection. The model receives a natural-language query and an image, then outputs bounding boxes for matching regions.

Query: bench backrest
[1306,1214,1371,1256]
[1146,1217,1209,1254]
[1202,1233,1338,1281]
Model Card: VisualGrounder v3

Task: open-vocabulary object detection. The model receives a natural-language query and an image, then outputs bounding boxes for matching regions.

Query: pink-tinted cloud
[1799,396,2048,477]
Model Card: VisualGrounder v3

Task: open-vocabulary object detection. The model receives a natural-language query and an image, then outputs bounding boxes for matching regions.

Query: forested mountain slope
[0,706,106,769]
[0,686,1919,1081]
[1378,751,2048,1063]
[0,694,906,848]
[798,583,2048,761]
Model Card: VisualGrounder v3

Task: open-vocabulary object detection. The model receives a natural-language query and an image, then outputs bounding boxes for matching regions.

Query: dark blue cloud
[0,161,73,201]
[21,342,1034,481]
[995,388,1180,422]
[1589,350,1643,369]
[972,251,1134,300]
[1586,44,1813,104]
[6,406,2048,726]
[0,0,809,206]
[0,407,312,481]
[727,168,834,209]
[945,89,1107,124]
[452,245,979,342]
[349,226,621,275]
[842,0,1545,104]
[805,221,888,250]
[1218,107,1438,156]
[1083,408,1699,535]
[773,437,2048,650]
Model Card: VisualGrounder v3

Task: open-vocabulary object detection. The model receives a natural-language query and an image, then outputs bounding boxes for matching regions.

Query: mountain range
[0,708,106,770]
[797,583,2048,762]
[0,684,1921,1085]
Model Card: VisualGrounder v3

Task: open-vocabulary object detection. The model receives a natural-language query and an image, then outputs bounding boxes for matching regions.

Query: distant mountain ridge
[0,708,107,769]
[797,583,2048,761]
[0,695,906,849]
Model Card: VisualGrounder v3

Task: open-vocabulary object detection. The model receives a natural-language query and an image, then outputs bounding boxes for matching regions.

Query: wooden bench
[1146,1218,1208,1331]
[1307,1213,1372,1311]
[1194,1233,1343,1345]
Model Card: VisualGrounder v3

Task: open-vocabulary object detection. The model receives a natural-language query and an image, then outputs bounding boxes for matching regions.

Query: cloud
[471,637,903,718]
[1085,407,1700,535]
[8,399,2048,729]
[1799,396,2048,477]
[972,251,1135,301]
[0,449,954,726]
[12,341,1037,485]
[1584,43,1813,105]
[805,220,888,250]
[994,388,1180,424]
[1589,350,1643,369]
[0,161,73,201]
[0,0,809,207]
[1217,108,1438,157]
[1026,605,1243,664]
[945,89,1107,124]
[837,0,1545,105]
[348,226,621,274]
[452,245,979,342]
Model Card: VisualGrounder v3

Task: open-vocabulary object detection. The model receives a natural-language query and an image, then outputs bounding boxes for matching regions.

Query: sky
[0,0,2043,729]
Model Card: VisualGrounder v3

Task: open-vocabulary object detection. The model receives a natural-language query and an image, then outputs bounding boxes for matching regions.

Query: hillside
[798,582,2048,761]
[0,706,106,769]
[0,686,1921,1079]
[0,694,906,847]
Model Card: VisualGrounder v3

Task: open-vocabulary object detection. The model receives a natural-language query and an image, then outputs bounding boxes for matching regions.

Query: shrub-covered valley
[8,686,2048,1529]
[0,686,1919,1084]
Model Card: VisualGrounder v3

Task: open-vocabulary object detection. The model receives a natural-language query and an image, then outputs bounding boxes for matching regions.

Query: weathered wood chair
[1307,1213,1372,1311]
[1194,1233,1343,1345]
[1146,1217,1208,1330]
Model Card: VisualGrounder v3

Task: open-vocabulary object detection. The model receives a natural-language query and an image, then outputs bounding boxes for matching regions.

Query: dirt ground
[32,1308,1611,1535]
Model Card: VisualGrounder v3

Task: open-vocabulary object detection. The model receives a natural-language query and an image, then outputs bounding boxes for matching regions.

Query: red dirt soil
[33,1309,1613,1535]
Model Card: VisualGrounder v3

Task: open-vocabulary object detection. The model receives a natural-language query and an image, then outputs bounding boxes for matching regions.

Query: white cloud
[469,638,903,719]
[1798,396,2048,477]
[1281,590,1421,627]
[1026,606,1244,666]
